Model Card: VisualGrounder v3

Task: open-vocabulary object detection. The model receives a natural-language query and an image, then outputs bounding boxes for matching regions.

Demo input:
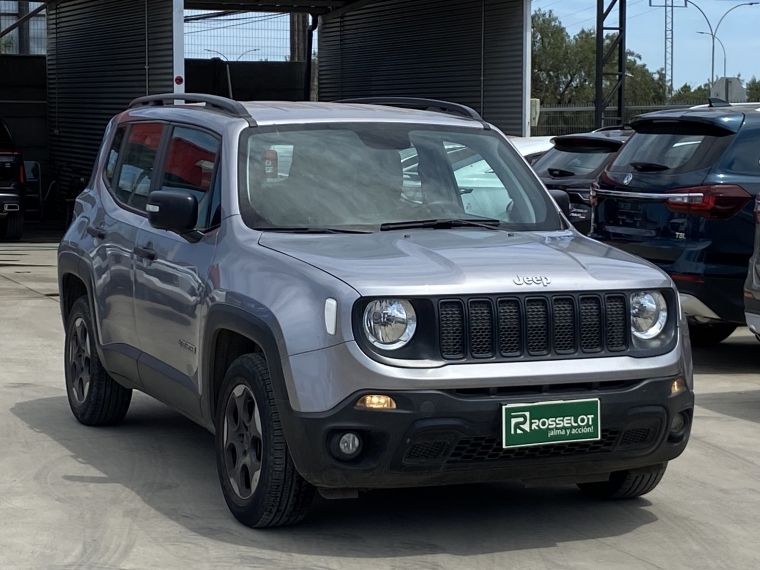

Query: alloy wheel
[223,383,263,500]
[68,317,91,405]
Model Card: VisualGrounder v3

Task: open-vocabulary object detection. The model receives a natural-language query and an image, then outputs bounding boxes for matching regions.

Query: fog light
[670,413,686,433]
[671,379,686,394]
[356,394,397,410]
[330,432,362,461]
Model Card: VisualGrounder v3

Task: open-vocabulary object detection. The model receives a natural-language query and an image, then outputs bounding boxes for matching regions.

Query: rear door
[591,119,747,269]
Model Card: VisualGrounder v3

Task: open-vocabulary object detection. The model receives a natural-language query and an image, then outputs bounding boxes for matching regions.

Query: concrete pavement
[1,238,759,569]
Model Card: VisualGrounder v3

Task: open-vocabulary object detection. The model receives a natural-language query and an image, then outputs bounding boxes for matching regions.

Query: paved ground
[1,235,760,570]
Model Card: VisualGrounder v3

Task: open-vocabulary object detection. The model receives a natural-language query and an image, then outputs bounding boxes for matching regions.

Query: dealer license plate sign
[502,399,600,449]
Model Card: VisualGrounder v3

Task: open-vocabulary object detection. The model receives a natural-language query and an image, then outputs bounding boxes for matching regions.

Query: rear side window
[104,127,126,184]
[115,123,164,211]
[159,126,221,230]
[610,128,734,174]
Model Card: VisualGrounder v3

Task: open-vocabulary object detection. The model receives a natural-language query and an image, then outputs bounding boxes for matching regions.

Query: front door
[133,125,222,418]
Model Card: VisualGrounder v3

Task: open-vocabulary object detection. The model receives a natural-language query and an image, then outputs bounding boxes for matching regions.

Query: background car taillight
[265,149,278,178]
[665,185,751,220]
[18,163,25,184]
[754,194,760,224]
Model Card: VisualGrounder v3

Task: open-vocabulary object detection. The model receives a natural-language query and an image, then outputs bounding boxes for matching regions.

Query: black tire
[578,464,667,499]
[688,322,737,347]
[215,353,314,528]
[65,296,132,426]
[0,214,24,240]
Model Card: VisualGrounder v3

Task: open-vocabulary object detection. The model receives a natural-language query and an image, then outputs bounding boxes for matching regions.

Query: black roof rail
[336,97,490,129]
[129,93,252,120]
[594,123,633,132]
[708,97,731,108]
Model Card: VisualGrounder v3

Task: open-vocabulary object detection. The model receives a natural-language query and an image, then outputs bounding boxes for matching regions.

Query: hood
[259,229,671,296]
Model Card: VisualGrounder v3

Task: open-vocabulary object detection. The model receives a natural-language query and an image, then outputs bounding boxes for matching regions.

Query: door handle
[86,226,106,239]
[134,246,157,261]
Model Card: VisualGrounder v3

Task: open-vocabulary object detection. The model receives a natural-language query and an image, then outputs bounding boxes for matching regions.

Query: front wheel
[578,464,667,499]
[215,353,314,528]
[688,322,737,347]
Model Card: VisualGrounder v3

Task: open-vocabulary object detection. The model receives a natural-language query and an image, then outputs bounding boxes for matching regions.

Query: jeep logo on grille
[514,275,551,286]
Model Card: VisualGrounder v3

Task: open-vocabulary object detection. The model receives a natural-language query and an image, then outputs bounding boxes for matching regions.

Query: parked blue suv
[591,102,760,346]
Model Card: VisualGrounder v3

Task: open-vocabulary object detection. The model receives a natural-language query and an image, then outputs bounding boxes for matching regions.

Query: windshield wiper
[380,218,501,231]
[548,168,576,177]
[630,161,670,172]
[260,227,371,234]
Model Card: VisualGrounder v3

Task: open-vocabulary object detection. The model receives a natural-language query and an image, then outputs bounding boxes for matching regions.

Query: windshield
[533,146,616,178]
[238,123,561,232]
[0,120,14,148]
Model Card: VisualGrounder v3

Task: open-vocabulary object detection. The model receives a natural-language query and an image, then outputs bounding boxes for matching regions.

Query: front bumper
[278,375,693,489]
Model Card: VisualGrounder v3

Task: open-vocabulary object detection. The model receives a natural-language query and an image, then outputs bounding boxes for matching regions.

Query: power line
[184,13,286,35]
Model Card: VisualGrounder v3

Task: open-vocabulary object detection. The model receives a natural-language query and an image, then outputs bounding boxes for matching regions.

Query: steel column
[594,0,627,129]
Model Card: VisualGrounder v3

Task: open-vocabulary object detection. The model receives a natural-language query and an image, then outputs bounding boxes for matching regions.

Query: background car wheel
[688,322,737,347]
[0,214,24,240]
[65,296,132,425]
[215,353,314,528]
[578,464,667,499]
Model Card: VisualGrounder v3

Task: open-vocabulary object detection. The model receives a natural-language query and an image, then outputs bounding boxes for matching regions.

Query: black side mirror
[548,188,571,220]
[147,191,198,236]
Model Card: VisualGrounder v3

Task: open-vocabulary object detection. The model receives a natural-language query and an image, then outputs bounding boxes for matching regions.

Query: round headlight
[363,299,417,350]
[630,291,668,340]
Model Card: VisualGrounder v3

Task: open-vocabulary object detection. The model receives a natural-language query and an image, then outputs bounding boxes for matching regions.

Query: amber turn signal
[356,394,397,410]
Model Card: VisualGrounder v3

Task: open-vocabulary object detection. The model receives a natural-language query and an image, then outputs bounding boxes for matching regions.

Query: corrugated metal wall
[318,0,528,135]
[47,0,175,175]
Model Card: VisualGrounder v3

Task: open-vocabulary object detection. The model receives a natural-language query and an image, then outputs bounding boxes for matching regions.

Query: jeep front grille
[438,293,629,361]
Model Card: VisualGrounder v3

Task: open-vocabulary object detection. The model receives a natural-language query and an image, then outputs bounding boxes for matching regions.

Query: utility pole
[290,13,309,62]
[17,1,29,54]
[650,1,685,98]
[594,0,627,129]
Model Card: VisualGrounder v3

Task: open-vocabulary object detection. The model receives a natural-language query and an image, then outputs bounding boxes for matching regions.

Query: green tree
[531,10,665,106]
[669,82,711,105]
[747,77,760,102]
[0,36,13,54]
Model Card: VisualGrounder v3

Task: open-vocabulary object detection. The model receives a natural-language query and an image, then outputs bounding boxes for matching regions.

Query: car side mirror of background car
[146,191,201,242]
[548,189,571,220]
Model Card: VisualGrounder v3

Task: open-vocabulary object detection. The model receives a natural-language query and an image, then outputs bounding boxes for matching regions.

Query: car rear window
[533,147,615,178]
[609,127,734,174]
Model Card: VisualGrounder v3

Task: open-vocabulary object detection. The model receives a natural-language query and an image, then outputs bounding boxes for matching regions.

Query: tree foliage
[532,9,678,105]
[747,77,760,102]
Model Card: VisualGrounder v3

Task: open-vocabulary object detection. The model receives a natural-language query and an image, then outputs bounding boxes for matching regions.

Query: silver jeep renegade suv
[58,94,694,528]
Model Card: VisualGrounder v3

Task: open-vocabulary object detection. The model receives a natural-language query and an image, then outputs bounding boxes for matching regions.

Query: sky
[531,0,760,88]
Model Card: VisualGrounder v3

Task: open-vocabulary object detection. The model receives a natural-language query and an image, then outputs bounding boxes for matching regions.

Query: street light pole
[698,32,727,98]
[204,49,233,99]
[685,1,757,86]
[236,48,260,61]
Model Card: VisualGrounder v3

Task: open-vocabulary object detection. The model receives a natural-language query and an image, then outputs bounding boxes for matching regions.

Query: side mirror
[548,188,571,220]
[146,191,198,235]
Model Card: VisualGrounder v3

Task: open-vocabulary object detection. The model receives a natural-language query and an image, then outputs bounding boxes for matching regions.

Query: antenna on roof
[708,98,731,108]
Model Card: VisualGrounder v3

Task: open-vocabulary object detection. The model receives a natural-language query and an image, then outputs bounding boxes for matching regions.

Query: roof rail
[593,123,633,132]
[708,97,731,108]
[129,93,252,120]
[336,97,489,128]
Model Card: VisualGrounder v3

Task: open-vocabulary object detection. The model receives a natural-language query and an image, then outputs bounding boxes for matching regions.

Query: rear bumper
[0,191,22,214]
[675,275,745,324]
[278,376,693,489]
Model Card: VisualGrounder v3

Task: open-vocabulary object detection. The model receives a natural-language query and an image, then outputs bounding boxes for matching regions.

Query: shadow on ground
[12,395,658,557]
[692,335,760,376]
[697,390,760,424]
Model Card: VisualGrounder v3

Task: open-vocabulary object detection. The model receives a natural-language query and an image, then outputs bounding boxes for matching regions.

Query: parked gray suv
[58,94,694,528]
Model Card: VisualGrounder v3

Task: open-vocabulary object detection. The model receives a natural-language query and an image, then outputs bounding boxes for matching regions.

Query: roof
[239,101,486,127]
[632,106,760,134]
[184,0,369,15]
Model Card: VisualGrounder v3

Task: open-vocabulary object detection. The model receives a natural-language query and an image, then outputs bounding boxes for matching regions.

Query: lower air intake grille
[447,429,620,464]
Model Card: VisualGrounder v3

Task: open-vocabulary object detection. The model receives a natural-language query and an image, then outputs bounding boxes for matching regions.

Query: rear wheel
[578,464,667,499]
[688,322,737,346]
[0,214,24,240]
[65,297,132,425]
[215,353,314,528]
